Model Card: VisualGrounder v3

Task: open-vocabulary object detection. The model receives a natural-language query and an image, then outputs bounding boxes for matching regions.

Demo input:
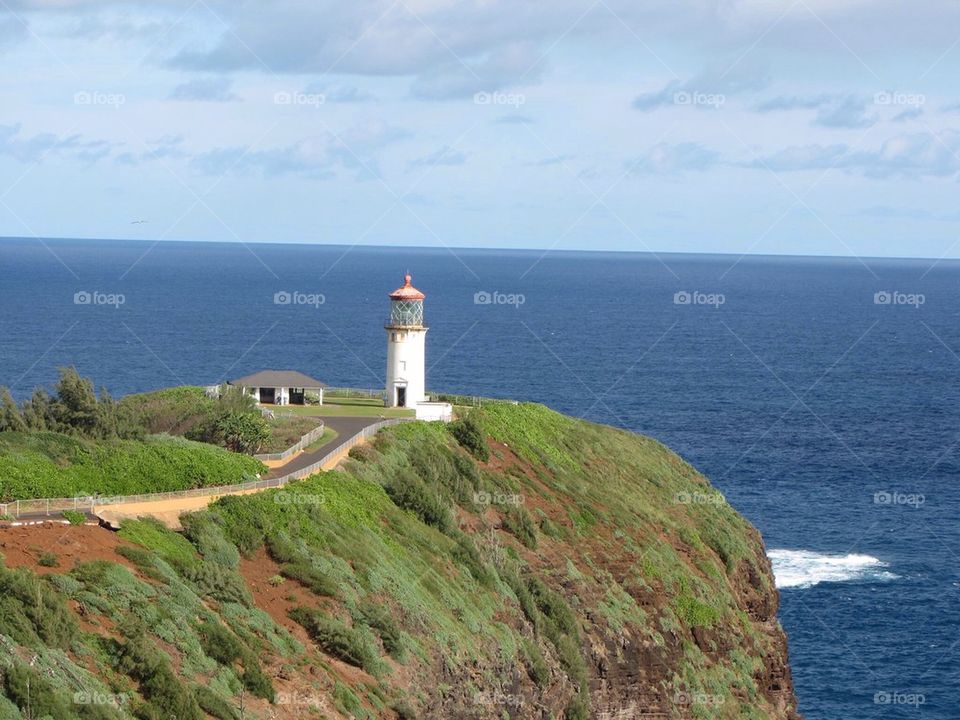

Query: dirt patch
[0,522,138,576]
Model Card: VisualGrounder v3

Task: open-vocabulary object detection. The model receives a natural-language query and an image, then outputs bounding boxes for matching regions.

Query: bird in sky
[130,219,149,225]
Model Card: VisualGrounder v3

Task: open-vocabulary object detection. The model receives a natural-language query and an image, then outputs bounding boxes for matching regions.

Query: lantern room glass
[389,299,424,326]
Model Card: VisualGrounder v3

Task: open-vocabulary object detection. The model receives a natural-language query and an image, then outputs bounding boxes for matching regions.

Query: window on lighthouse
[399,361,406,372]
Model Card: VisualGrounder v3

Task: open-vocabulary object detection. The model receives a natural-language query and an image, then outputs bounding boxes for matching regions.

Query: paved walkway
[264,415,384,479]
[7,416,388,530]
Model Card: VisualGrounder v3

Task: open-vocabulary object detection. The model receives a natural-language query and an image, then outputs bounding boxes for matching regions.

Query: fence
[0,418,409,520]
[324,387,386,400]
[254,421,326,462]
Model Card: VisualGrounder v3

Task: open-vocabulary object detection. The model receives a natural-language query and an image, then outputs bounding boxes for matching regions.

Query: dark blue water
[2,237,959,718]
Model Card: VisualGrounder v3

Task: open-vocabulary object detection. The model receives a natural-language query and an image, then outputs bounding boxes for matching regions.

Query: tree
[52,367,99,435]
[0,387,26,432]
[214,411,269,454]
[20,388,52,431]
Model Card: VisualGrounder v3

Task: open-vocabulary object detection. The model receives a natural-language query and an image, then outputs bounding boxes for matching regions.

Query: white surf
[768,549,898,589]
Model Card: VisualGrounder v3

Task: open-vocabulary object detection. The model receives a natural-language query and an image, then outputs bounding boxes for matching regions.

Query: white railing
[0,418,410,520]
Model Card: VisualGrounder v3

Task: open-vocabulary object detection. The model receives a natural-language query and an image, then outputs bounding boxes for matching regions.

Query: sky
[1,0,960,258]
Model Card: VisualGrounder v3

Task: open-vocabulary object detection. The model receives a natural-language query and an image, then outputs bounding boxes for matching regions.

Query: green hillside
[0,402,799,719]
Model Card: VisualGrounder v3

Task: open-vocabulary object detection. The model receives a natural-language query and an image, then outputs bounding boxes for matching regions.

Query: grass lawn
[269,397,415,418]
[304,427,338,452]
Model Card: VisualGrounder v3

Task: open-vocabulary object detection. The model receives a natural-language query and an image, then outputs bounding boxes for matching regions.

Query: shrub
[116,632,204,720]
[193,685,239,720]
[385,470,452,534]
[502,506,538,549]
[289,607,380,674]
[267,574,285,587]
[281,562,338,597]
[0,564,77,649]
[355,600,405,660]
[448,415,489,461]
[183,563,252,606]
[348,444,378,463]
[521,638,550,687]
[38,551,59,567]
[62,509,86,525]
[198,621,244,665]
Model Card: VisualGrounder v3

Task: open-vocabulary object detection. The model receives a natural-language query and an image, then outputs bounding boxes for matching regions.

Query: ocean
[2,236,958,718]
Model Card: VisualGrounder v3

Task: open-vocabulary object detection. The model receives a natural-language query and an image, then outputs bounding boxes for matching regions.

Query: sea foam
[768,549,899,589]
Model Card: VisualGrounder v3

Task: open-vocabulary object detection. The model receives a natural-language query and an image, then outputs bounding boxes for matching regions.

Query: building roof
[388,273,425,301]
[228,370,327,388]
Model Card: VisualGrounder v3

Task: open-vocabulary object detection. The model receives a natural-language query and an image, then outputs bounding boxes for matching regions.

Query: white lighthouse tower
[385,273,428,408]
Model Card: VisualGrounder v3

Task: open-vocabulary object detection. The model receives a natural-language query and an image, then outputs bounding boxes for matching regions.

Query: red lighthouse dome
[388,273,426,301]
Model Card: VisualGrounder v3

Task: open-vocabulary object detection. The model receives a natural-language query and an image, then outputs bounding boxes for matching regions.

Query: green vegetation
[258,416,321,453]
[62,509,86,525]
[0,400,790,719]
[0,431,263,501]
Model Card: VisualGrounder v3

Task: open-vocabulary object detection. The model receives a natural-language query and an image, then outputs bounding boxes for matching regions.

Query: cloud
[0,123,117,163]
[627,142,721,174]
[303,82,374,103]
[169,77,240,102]
[891,107,922,122]
[409,42,541,100]
[814,95,875,128]
[409,145,467,168]
[748,130,960,178]
[753,94,834,112]
[191,121,408,179]
[754,93,876,127]
[633,65,768,111]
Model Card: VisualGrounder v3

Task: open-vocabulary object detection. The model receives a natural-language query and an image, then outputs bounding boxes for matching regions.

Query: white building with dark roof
[228,370,326,406]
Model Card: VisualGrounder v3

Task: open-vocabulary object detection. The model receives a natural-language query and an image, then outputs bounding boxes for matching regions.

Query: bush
[448,415,489,461]
[184,563,252,606]
[355,600,405,660]
[385,470,452,534]
[116,632,204,720]
[290,607,381,674]
[62,509,86,525]
[502,506,538,549]
[198,620,244,665]
[193,685,239,720]
[281,562,338,597]
[38,551,59,567]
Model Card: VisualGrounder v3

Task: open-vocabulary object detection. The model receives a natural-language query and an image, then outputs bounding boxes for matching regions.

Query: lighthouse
[385,273,428,408]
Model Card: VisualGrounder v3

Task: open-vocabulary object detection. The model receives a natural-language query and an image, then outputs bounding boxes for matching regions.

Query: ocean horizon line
[1,234,958,266]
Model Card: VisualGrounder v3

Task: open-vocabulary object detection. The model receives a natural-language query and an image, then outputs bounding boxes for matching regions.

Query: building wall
[385,328,427,407]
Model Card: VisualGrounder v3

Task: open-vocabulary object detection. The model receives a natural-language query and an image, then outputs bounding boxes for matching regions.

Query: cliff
[0,402,800,719]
